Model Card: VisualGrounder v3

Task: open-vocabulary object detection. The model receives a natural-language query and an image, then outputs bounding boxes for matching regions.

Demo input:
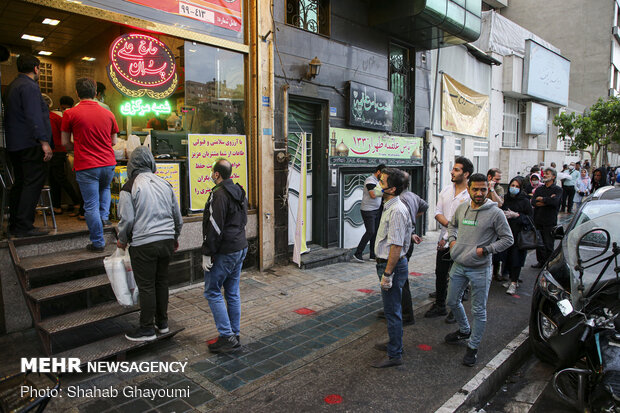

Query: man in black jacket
[202,158,248,353]
[4,54,53,237]
[531,168,563,268]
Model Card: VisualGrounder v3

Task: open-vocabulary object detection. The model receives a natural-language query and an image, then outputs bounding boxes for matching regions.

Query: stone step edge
[434,327,531,413]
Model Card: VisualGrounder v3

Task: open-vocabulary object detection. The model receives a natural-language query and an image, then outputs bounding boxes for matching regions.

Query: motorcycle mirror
[552,225,565,240]
[557,299,574,316]
[577,228,610,266]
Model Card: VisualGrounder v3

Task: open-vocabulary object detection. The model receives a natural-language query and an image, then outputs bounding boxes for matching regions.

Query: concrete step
[299,245,351,270]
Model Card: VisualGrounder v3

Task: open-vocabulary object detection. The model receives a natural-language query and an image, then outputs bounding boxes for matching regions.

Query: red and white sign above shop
[126,0,242,32]
[107,33,178,99]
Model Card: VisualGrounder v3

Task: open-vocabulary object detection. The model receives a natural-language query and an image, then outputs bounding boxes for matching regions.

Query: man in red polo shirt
[61,78,118,252]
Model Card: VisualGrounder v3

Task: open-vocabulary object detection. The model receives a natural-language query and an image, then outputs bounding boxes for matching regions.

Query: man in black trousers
[531,168,563,268]
[3,54,53,237]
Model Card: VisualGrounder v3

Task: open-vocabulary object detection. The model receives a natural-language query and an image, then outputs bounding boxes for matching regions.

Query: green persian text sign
[329,128,422,160]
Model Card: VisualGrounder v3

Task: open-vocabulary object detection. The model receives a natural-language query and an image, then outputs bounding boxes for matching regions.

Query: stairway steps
[26,274,110,302]
[53,326,183,367]
[38,301,138,335]
[19,244,115,279]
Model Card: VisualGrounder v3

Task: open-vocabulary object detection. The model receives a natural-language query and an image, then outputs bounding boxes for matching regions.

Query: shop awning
[369,0,482,50]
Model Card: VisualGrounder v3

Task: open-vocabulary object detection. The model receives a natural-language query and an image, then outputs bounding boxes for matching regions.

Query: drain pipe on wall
[429,47,445,230]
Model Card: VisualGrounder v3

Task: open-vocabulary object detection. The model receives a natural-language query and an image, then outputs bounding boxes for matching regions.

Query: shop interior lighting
[38,51,52,56]
[21,34,44,42]
[81,56,96,61]
[42,18,60,25]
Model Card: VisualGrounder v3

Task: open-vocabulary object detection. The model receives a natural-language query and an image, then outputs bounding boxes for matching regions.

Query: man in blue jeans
[202,159,248,353]
[371,167,412,368]
[445,174,513,366]
[61,78,118,252]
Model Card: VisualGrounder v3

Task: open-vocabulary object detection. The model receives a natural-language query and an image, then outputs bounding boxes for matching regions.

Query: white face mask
[372,187,383,197]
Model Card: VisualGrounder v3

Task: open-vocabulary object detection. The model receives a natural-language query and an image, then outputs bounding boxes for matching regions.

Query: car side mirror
[577,228,610,265]
[552,225,565,240]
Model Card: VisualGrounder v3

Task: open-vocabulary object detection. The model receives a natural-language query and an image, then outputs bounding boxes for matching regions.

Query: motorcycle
[551,222,620,412]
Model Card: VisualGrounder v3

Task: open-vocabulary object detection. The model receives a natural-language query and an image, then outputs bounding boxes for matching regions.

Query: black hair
[530,165,540,173]
[375,163,386,173]
[59,96,74,107]
[382,167,407,196]
[16,54,40,74]
[214,159,232,180]
[454,156,474,178]
[487,168,501,179]
[76,78,96,99]
[468,173,488,187]
[96,82,106,95]
[509,176,525,190]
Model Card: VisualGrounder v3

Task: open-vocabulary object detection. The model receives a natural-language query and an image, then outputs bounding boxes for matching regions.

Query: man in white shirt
[352,164,386,262]
[424,157,473,320]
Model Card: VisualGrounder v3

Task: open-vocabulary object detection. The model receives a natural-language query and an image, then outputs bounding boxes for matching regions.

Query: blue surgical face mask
[509,187,520,196]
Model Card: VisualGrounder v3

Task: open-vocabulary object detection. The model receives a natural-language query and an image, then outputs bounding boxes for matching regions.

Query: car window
[573,202,619,228]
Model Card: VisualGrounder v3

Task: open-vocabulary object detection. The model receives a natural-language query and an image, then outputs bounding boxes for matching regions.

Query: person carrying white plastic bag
[117,146,183,342]
[104,248,139,307]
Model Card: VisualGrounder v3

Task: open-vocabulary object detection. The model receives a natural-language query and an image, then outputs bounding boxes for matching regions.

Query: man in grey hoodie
[445,173,513,366]
[117,147,183,342]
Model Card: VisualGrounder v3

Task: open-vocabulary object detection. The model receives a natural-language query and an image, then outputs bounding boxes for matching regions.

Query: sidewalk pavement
[0,230,497,412]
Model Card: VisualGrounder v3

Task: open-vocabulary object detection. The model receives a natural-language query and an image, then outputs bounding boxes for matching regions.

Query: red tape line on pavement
[294,307,316,315]
[417,344,432,351]
[409,272,423,276]
[324,394,343,404]
[513,295,521,299]
[357,289,374,294]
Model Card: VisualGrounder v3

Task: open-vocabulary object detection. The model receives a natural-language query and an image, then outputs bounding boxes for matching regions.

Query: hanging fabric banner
[441,74,490,138]
[292,132,308,266]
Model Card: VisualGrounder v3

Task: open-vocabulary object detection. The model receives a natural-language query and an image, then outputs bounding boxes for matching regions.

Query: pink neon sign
[107,33,178,99]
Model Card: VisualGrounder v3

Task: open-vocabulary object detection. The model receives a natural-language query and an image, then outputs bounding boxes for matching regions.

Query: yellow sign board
[441,74,489,138]
[155,162,181,210]
[187,134,248,211]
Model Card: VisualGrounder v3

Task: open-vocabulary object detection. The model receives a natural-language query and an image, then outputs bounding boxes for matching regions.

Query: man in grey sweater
[117,147,183,342]
[445,173,513,366]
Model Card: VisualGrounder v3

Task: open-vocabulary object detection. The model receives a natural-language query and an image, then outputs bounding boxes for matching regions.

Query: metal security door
[341,172,367,248]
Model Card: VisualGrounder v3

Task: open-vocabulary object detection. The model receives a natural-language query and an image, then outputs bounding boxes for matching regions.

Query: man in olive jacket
[202,159,248,353]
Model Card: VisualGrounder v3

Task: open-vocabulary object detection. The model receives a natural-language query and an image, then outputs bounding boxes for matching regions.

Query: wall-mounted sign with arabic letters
[441,74,489,138]
[187,134,248,211]
[108,33,178,99]
[348,81,394,132]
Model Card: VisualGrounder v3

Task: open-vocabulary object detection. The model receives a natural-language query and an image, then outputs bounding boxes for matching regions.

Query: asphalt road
[210,254,542,413]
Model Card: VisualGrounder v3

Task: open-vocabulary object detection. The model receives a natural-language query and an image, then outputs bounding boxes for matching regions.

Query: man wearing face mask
[202,158,248,353]
[371,167,412,368]
[531,168,563,268]
[561,162,579,213]
[352,164,386,262]
[445,174,513,366]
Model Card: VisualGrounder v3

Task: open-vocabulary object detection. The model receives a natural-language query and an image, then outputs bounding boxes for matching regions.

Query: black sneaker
[428,291,437,298]
[125,328,156,342]
[424,304,447,318]
[86,243,105,252]
[208,335,240,353]
[445,329,471,344]
[155,322,169,334]
[445,311,457,324]
[351,253,364,263]
[15,228,49,238]
[531,263,543,269]
[463,346,478,366]
[102,219,113,227]
[377,310,386,319]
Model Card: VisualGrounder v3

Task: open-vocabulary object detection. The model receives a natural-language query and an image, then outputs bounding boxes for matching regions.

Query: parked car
[529,187,620,366]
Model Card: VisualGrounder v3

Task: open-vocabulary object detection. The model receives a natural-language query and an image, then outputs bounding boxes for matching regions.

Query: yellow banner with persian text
[187,134,248,211]
[441,74,489,138]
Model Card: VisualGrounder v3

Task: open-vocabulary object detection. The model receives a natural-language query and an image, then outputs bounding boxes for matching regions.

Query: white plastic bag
[104,248,139,307]
[126,134,141,159]
[122,250,139,305]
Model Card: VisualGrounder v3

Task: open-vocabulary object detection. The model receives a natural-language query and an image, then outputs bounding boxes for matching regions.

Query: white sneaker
[506,283,517,295]
[502,282,510,288]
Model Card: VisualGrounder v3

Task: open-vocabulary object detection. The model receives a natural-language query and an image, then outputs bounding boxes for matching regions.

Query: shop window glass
[389,44,412,134]
[38,62,53,94]
[184,42,245,135]
[502,97,520,147]
[286,0,330,36]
